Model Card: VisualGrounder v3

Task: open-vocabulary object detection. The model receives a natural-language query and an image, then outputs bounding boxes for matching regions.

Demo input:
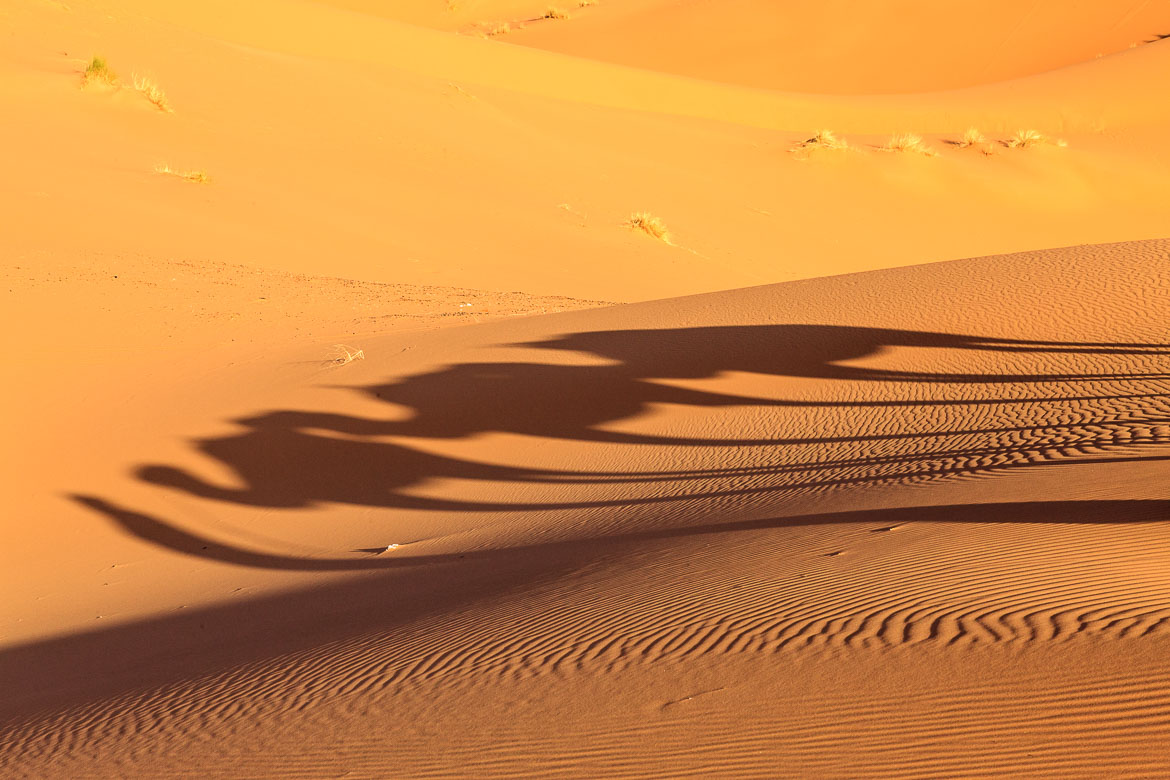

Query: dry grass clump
[956,127,986,148]
[882,133,938,156]
[1008,129,1068,149]
[808,129,849,150]
[792,129,850,153]
[83,55,117,86]
[544,7,571,19]
[481,21,512,36]
[154,163,209,184]
[332,345,365,365]
[627,212,671,243]
[133,74,172,112]
[578,0,597,5]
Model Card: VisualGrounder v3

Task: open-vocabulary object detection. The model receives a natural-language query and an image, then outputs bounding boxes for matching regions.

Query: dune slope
[3,239,1169,777]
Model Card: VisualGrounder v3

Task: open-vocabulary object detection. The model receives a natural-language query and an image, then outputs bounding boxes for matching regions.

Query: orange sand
[3,1,1170,776]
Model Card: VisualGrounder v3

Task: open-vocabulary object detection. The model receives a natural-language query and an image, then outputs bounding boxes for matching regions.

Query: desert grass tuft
[154,163,209,184]
[881,133,938,156]
[133,74,172,112]
[332,345,365,365]
[792,129,850,153]
[627,212,671,243]
[543,7,570,19]
[481,21,512,36]
[83,55,118,86]
[578,0,597,6]
[956,127,986,148]
[1008,129,1067,149]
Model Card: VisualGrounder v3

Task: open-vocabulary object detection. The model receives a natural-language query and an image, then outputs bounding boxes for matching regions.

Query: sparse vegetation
[332,345,365,365]
[882,133,938,156]
[133,74,172,112]
[1008,129,1067,149]
[791,129,850,154]
[83,55,117,86]
[578,0,597,6]
[544,7,570,19]
[627,212,671,243]
[957,127,986,148]
[481,21,512,36]
[154,163,209,184]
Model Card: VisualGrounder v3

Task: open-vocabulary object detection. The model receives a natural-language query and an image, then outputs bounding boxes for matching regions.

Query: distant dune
[487,0,1170,93]
[3,0,1170,776]
[5,0,1170,303]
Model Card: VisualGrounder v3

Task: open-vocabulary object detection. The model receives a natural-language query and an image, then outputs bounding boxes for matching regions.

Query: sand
[3,1,1170,777]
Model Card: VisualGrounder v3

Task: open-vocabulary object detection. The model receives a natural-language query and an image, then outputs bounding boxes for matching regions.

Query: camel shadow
[65,322,1170,564]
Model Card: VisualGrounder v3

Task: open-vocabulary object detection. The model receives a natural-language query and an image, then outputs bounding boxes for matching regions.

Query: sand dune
[5,240,1170,776]
[498,0,1170,93]
[3,0,1170,776]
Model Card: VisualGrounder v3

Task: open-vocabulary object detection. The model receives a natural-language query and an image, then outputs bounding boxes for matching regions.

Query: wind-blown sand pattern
[3,1,1170,777]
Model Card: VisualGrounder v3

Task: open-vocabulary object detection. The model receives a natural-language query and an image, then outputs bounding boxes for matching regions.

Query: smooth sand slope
[3,0,1170,777]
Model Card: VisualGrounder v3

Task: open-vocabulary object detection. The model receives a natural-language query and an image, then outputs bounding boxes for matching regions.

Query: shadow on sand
[78,323,1170,555]
[4,324,1168,721]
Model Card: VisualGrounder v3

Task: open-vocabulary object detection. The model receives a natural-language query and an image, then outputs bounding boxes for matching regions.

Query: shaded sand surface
[4,0,1170,776]
[4,240,1170,777]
